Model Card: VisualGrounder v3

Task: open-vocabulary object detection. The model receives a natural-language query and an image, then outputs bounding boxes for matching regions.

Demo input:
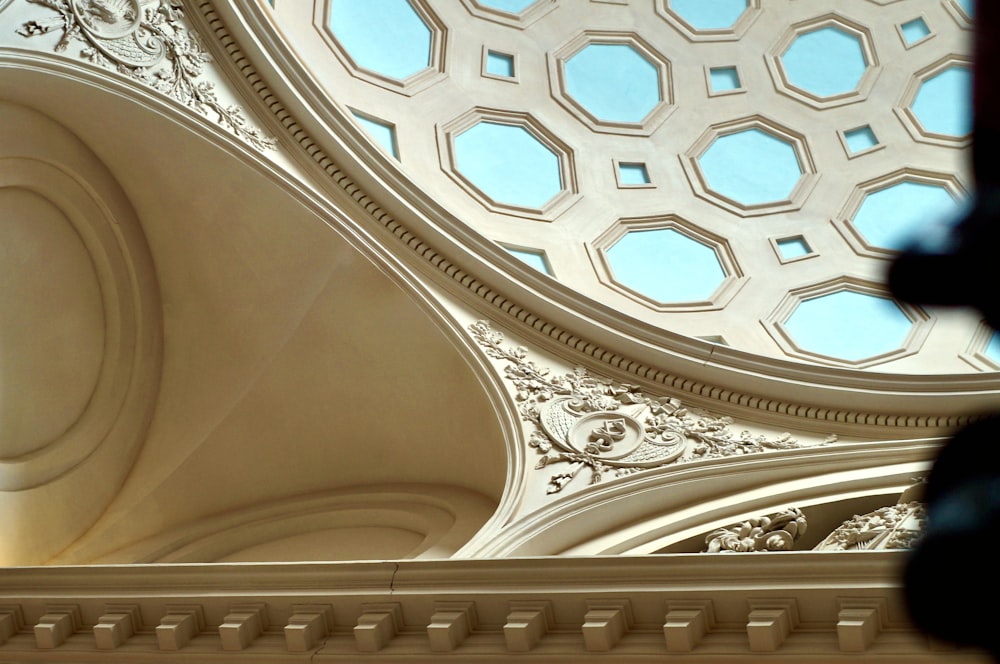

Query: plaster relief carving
[703,508,807,553]
[472,321,818,494]
[814,501,925,551]
[17,0,276,150]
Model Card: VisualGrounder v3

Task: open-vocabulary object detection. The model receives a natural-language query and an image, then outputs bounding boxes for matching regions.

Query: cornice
[0,555,985,660]
[184,0,1000,434]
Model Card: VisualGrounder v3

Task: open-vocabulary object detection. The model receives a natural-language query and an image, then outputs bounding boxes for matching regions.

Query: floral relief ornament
[471,322,827,494]
[17,0,277,151]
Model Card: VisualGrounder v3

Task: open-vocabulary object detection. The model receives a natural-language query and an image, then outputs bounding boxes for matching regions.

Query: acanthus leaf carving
[471,321,826,495]
[703,507,807,553]
[17,0,277,151]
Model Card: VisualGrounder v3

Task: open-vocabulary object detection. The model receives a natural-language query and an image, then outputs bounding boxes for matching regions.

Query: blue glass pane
[486,51,515,77]
[986,331,1000,364]
[507,247,551,274]
[698,128,803,206]
[912,66,973,137]
[844,126,878,154]
[901,18,931,45]
[785,291,912,361]
[710,66,741,92]
[669,0,748,29]
[853,181,961,251]
[353,113,399,158]
[454,122,562,209]
[777,237,811,259]
[329,0,432,80]
[477,0,536,13]
[958,0,974,17]
[565,44,660,123]
[607,228,725,303]
[782,26,867,97]
[618,163,650,185]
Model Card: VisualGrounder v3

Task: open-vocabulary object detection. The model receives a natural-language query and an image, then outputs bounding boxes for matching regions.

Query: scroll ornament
[470,322,824,495]
[704,508,808,553]
[17,0,277,151]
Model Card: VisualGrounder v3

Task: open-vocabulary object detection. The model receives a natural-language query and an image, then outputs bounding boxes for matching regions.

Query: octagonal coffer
[943,0,974,28]
[474,0,537,11]
[590,216,744,311]
[899,59,973,144]
[960,322,1000,371]
[325,0,446,93]
[769,15,879,108]
[765,281,929,367]
[440,109,577,218]
[460,0,555,28]
[550,32,673,135]
[684,117,817,216]
[836,171,967,257]
[657,0,760,41]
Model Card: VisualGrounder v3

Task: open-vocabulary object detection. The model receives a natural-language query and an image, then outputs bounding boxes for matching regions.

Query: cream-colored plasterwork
[17,0,275,150]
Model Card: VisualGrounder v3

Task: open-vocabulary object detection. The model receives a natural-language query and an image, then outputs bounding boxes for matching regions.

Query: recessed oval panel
[0,187,104,458]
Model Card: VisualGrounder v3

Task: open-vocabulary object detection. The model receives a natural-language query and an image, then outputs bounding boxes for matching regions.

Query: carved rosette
[17,0,276,150]
[814,501,926,551]
[703,508,808,553]
[471,322,823,494]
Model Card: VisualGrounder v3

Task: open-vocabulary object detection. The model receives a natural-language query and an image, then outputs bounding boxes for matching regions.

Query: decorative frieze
[704,507,807,552]
[16,0,276,150]
[472,321,822,494]
[816,501,925,551]
[0,556,975,659]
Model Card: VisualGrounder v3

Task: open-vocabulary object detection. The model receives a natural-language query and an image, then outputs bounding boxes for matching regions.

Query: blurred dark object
[903,417,1000,657]
[893,1,1000,658]
[888,1,1000,324]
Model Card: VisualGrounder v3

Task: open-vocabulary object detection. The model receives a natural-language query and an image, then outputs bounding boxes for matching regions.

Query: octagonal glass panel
[986,331,1000,364]
[564,44,661,123]
[781,26,867,97]
[785,291,912,361]
[668,0,749,30]
[606,228,726,302]
[852,181,961,251]
[329,0,432,80]
[454,121,562,209]
[698,128,803,206]
[912,65,973,137]
[476,0,537,12]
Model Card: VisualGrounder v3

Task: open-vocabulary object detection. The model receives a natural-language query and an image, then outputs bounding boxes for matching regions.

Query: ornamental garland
[471,321,830,494]
[18,0,277,151]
